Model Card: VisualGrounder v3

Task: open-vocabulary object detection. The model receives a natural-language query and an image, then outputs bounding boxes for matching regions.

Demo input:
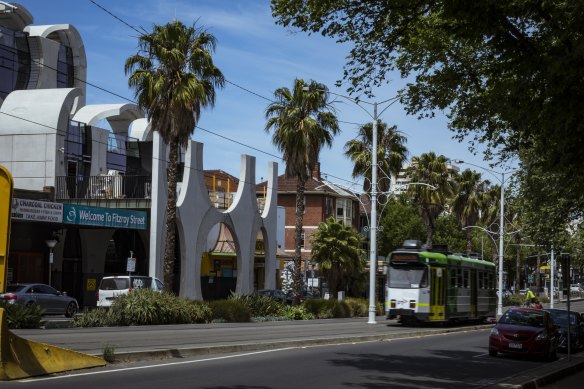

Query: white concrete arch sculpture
[149,133,278,300]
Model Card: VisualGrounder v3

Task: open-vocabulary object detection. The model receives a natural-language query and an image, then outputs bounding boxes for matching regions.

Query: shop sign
[63,204,147,230]
[11,198,63,223]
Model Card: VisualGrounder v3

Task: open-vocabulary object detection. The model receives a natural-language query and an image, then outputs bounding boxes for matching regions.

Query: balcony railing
[55,175,152,200]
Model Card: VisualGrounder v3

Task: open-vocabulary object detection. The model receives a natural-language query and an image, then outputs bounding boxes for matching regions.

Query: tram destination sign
[391,253,419,262]
[63,204,147,230]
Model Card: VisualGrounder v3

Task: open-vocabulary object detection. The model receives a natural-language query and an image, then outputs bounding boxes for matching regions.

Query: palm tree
[265,78,340,303]
[125,20,225,292]
[344,121,408,194]
[311,217,364,300]
[450,169,489,254]
[406,152,454,247]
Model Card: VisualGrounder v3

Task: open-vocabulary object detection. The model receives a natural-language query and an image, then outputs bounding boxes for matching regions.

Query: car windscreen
[130,277,152,289]
[100,278,130,290]
[499,310,544,328]
[548,311,577,326]
[388,264,428,288]
[6,285,26,292]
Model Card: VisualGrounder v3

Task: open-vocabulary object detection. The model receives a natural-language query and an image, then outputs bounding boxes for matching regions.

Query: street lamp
[45,239,58,287]
[454,160,518,317]
[304,86,400,324]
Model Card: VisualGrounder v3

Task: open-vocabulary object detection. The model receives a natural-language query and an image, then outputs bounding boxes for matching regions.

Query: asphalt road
[6,329,568,389]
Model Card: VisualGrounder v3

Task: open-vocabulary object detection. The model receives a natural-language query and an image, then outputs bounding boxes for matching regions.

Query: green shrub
[73,307,114,327]
[281,305,314,320]
[209,299,251,322]
[228,293,286,317]
[503,293,526,307]
[74,290,213,327]
[303,299,333,319]
[331,300,351,318]
[0,302,45,329]
[345,298,368,317]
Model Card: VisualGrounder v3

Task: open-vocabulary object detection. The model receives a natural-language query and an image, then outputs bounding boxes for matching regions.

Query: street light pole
[498,172,505,317]
[454,160,517,317]
[368,102,378,324]
[302,86,402,324]
[45,239,57,287]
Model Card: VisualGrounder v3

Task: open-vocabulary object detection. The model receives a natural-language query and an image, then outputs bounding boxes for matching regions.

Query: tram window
[478,272,484,289]
[487,273,494,289]
[463,270,470,288]
[457,269,463,287]
[450,270,457,287]
[388,265,428,288]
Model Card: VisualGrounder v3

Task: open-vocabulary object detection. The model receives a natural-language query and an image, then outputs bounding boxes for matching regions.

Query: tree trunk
[163,139,179,293]
[293,176,306,305]
[515,235,521,292]
[465,228,472,255]
[328,269,338,301]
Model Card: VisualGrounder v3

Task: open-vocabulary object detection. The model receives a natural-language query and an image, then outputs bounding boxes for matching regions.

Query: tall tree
[126,20,225,292]
[344,121,408,195]
[480,185,502,263]
[265,78,340,303]
[271,1,584,221]
[405,152,454,247]
[450,169,489,254]
[310,217,364,301]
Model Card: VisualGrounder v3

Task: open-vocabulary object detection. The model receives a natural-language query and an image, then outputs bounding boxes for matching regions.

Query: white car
[570,284,583,293]
[96,276,164,307]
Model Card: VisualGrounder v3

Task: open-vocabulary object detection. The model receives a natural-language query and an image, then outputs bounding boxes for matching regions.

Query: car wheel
[488,349,497,357]
[65,302,77,318]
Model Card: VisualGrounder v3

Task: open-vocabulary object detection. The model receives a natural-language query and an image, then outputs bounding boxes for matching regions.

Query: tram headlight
[390,300,396,308]
[409,300,416,309]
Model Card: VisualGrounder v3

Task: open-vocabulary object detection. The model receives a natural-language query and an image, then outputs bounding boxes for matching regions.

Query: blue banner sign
[63,204,147,230]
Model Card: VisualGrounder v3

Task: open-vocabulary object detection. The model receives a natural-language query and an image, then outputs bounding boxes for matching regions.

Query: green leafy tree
[405,152,454,247]
[265,79,340,303]
[378,195,426,256]
[310,217,364,301]
[271,1,584,223]
[344,121,408,195]
[450,169,489,254]
[433,213,467,254]
[125,21,225,292]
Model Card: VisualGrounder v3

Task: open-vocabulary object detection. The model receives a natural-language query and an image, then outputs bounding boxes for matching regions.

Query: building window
[300,230,305,248]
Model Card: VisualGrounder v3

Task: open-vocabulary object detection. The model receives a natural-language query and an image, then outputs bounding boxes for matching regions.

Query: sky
[16,0,497,189]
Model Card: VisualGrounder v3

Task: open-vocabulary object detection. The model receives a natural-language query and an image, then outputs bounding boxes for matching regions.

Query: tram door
[470,269,478,318]
[430,267,446,321]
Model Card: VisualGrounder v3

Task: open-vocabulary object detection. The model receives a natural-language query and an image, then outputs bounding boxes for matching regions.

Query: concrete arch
[71,104,144,135]
[0,2,33,30]
[166,139,278,300]
[0,87,82,188]
[24,24,87,107]
[129,118,153,142]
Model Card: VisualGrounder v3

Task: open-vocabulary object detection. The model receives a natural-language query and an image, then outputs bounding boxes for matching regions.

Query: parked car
[255,289,291,303]
[545,309,584,352]
[96,276,164,307]
[489,307,559,360]
[0,283,78,317]
[570,284,582,294]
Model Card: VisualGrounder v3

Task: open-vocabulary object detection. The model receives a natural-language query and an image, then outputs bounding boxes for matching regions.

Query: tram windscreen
[388,264,428,288]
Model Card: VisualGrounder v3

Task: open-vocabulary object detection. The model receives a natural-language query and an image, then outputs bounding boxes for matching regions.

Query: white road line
[18,348,295,382]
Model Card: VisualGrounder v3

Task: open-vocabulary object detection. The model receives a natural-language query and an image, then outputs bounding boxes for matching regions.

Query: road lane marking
[18,348,296,382]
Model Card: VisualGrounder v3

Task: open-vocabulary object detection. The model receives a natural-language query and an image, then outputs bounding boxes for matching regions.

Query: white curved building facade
[0,2,279,305]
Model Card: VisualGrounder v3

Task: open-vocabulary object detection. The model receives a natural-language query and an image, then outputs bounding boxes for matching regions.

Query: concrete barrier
[0,308,106,380]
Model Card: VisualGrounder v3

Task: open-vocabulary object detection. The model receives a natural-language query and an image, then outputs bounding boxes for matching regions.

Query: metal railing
[55,175,152,200]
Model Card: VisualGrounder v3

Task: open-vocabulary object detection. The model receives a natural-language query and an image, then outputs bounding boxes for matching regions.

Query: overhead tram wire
[3,0,362,188]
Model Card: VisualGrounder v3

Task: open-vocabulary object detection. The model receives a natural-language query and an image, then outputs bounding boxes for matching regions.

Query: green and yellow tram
[385,240,496,324]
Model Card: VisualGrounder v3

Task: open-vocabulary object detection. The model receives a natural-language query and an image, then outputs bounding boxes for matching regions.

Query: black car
[545,309,584,352]
[0,283,79,317]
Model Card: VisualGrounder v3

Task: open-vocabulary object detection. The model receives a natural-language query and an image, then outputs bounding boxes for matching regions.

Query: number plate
[508,342,523,349]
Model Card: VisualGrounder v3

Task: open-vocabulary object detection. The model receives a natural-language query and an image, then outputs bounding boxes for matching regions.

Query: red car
[489,307,559,360]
